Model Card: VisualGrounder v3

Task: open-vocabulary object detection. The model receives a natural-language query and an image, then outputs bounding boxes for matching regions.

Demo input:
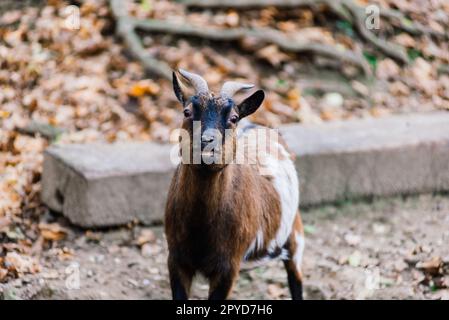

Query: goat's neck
[179,165,233,210]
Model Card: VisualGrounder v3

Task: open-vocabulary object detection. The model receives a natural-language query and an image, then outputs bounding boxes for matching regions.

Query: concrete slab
[41,112,449,227]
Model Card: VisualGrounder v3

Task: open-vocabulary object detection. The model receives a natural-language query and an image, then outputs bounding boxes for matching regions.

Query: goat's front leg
[208,264,239,300]
[168,255,194,300]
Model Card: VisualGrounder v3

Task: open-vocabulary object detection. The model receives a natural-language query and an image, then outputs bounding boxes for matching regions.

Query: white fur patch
[293,233,305,269]
[243,229,264,260]
[240,129,300,263]
[265,143,300,254]
[241,248,289,270]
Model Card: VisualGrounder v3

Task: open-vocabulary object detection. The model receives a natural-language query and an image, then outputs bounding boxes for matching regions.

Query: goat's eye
[229,115,238,124]
[183,109,192,118]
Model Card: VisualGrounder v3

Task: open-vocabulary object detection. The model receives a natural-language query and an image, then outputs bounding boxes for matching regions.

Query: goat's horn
[220,81,254,99]
[178,69,209,94]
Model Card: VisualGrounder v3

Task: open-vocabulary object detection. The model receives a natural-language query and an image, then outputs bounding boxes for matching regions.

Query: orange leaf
[39,223,68,241]
[136,229,156,246]
[0,268,8,281]
[128,80,160,97]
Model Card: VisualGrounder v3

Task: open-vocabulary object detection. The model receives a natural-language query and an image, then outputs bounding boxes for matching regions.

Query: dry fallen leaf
[0,110,11,119]
[0,10,21,25]
[412,269,426,283]
[348,251,362,267]
[0,268,8,281]
[141,243,161,257]
[416,256,443,276]
[128,80,160,97]
[394,259,408,272]
[320,109,339,121]
[351,81,369,96]
[277,21,297,32]
[56,247,75,261]
[370,106,391,117]
[344,233,361,246]
[0,216,11,232]
[267,283,287,299]
[256,45,289,66]
[389,81,410,96]
[225,11,239,27]
[38,223,68,241]
[376,58,400,80]
[394,33,416,47]
[136,229,156,246]
[297,103,321,125]
[265,101,295,118]
[411,58,434,80]
[4,252,41,275]
[85,230,102,242]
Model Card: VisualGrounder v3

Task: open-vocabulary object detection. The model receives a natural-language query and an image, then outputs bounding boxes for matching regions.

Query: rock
[141,243,161,258]
[416,256,443,275]
[348,251,362,267]
[344,233,361,246]
[281,112,449,206]
[321,92,344,109]
[394,260,408,272]
[372,223,389,235]
[304,284,328,300]
[41,142,176,227]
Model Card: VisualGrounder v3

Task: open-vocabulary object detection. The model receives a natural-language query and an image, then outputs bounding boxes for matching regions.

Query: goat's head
[172,69,265,171]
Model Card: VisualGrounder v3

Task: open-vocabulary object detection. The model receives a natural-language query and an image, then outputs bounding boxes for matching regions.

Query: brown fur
[165,124,305,299]
[165,158,283,298]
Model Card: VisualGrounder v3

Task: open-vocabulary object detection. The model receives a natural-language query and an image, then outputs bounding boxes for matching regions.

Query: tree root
[110,0,172,79]
[132,18,370,74]
[180,0,328,9]
[380,9,446,39]
[181,0,446,64]
[340,0,408,64]
[109,0,371,78]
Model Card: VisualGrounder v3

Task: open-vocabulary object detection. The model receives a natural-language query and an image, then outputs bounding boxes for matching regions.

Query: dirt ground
[1,194,448,300]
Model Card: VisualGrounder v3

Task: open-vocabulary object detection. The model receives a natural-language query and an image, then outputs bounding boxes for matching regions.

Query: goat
[165,69,305,300]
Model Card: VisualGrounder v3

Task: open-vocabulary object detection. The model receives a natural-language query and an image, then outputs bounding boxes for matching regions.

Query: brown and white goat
[165,69,304,300]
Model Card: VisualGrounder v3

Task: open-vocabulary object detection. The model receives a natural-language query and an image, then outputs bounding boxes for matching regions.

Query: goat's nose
[201,133,215,143]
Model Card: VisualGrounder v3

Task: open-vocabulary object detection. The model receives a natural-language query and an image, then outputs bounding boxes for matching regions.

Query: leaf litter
[0,0,448,294]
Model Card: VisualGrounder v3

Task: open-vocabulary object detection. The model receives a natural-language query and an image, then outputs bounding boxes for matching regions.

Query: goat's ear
[237,90,265,119]
[172,71,185,105]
